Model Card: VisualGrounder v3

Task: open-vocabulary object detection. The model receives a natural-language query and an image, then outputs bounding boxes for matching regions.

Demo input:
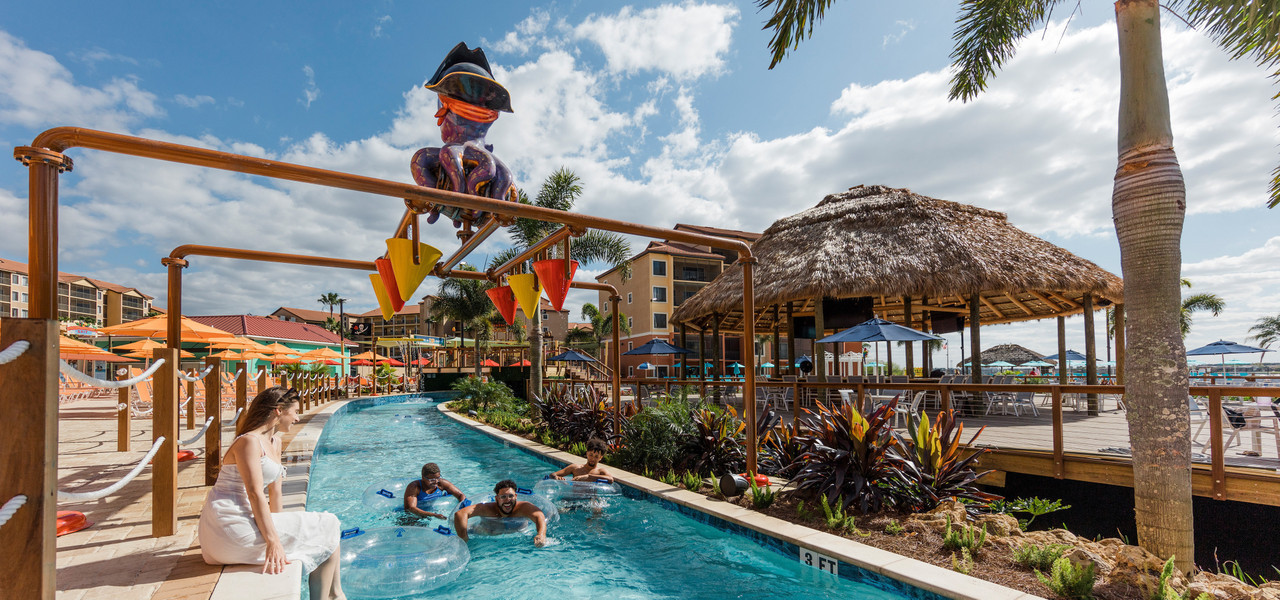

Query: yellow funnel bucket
[386,238,443,301]
[508,273,543,320]
[369,274,394,321]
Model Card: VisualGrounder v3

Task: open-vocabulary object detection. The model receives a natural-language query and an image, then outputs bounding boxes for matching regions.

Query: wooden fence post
[236,367,248,431]
[0,320,58,599]
[117,368,131,452]
[152,347,180,537]
[204,357,222,486]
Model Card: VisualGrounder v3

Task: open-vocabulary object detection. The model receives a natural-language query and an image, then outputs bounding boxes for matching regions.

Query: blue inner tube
[465,488,559,536]
[362,478,459,515]
[533,477,622,500]
[340,526,470,598]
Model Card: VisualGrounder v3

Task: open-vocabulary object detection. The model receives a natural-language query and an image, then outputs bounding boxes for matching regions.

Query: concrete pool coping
[437,403,1046,600]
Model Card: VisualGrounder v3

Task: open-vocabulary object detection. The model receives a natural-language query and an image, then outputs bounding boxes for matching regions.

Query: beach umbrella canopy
[761,362,775,368]
[986,360,1015,367]
[637,362,654,369]
[1022,360,1054,367]
[622,339,692,355]
[299,347,344,360]
[508,359,531,367]
[125,349,195,359]
[480,359,500,367]
[549,349,597,362]
[259,342,298,354]
[208,350,243,361]
[113,339,166,352]
[729,362,745,368]
[239,351,272,362]
[59,336,132,362]
[1043,350,1088,362]
[351,350,392,361]
[351,359,375,366]
[321,360,342,366]
[66,326,101,337]
[99,315,232,341]
[205,336,264,351]
[1186,340,1268,356]
[413,358,434,366]
[378,358,405,367]
[817,318,943,344]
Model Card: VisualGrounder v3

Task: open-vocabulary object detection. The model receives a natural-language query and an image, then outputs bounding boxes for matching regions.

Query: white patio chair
[1223,404,1280,458]
[1188,397,1209,446]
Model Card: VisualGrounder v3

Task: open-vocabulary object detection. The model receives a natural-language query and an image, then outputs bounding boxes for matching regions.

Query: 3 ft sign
[798,547,839,575]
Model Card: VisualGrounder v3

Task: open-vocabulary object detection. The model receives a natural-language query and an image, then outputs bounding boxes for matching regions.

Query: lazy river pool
[305,393,945,599]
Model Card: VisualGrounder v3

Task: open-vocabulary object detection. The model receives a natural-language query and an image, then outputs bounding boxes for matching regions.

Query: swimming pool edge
[436,403,1045,600]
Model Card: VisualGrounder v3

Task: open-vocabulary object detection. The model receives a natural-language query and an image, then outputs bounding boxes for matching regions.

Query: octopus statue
[411,42,516,228]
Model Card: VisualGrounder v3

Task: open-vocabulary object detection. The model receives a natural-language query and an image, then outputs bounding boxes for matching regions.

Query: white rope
[0,341,30,365]
[234,368,244,379]
[177,364,215,382]
[0,495,27,529]
[58,437,165,501]
[60,359,165,388]
[179,417,215,445]
[223,407,244,426]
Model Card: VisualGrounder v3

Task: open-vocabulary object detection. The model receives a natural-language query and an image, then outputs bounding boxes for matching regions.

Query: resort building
[0,256,154,324]
[596,224,774,378]
[270,306,335,327]
[189,314,352,356]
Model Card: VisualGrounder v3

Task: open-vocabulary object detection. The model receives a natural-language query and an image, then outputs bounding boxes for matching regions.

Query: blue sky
[1,1,1277,362]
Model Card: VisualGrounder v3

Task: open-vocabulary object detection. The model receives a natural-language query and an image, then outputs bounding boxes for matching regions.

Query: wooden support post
[921,295,933,376]
[940,383,952,412]
[117,369,131,452]
[772,305,781,378]
[186,378,197,430]
[257,364,267,397]
[1057,316,1068,385]
[1051,386,1064,478]
[1209,389,1225,500]
[152,347,179,537]
[785,302,795,376]
[1083,293,1099,415]
[1114,303,1127,386]
[204,357,222,486]
[814,296,827,383]
[698,325,707,394]
[741,259,757,476]
[903,296,914,376]
[0,320,58,599]
[969,294,982,385]
[237,366,248,431]
[611,294,621,434]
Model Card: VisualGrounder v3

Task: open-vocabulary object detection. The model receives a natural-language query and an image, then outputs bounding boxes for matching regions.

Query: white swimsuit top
[213,433,284,491]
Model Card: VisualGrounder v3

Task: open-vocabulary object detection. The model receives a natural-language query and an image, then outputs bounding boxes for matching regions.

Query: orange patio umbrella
[113,339,166,352]
[299,347,344,361]
[206,336,265,351]
[351,350,392,362]
[124,349,196,359]
[59,336,132,362]
[99,315,232,342]
[208,350,243,361]
[259,342,298,354]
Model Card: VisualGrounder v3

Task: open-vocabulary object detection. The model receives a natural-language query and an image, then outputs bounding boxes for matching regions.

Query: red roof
[356,303,422,318]
[189,315,354,347]
[273,306,333,322]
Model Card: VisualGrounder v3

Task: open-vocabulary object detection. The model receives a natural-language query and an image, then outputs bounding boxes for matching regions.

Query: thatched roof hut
[670,185,1123,331]
[956,343,1046,367]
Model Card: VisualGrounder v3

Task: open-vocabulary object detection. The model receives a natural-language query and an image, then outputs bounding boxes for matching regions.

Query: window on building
[10,308,15,317]
[21,293,27,303]
[627,292,632,304]
[21,276,28,286]
[541,310,548,321]
[652,260,666,276]
[628,317,633,329]
[20,309,27,317]
[11,274,18,284]
[653,313,667,329]
[652,286,666,302]
[628,366,634,377]
[627,341,633,351]
[10,292,16,302]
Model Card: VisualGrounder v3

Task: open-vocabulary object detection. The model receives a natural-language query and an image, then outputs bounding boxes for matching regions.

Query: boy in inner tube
[549,438,614,482]
[453,479,548,546]
[403,462,466,520]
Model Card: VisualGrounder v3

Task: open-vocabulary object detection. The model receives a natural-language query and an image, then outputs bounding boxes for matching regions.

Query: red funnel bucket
[375,257,405,312]
[532,258,578,312]
[486,285,518,325]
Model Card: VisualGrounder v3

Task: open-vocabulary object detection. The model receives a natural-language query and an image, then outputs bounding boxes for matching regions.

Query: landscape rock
[974,512,1021,537]
[1186,571,1280,600]
[1104,544,1178,597]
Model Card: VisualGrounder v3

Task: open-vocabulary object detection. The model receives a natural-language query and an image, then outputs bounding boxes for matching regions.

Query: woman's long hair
[236,386,300,437]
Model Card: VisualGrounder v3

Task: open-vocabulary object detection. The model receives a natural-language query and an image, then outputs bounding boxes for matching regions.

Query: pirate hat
[425,42,513,113]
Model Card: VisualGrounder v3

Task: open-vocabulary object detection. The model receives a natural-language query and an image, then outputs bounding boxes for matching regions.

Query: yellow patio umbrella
[99,315,232,342]
[113,338,166,352]
[299,347,344,360]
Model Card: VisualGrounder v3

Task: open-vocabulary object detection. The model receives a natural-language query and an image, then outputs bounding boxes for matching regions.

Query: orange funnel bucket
[369,273,395,320]
[532,258,578,312]
[486,285,518,325]
[374,258,405,313]
[386,238,442,301]
[508,273,542,320]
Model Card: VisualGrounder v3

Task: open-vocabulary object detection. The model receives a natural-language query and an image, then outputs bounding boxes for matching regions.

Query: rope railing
[60,359,165,388]
[58,437,166,502]
[0,340,30,365]
[224,407,244,426]
[177,364,216,382]
[179,417,215,445]
[118,402,154,417]
[0,495,27,529]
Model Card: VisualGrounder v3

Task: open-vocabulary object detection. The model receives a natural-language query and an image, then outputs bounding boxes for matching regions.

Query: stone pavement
[53,394,333,600]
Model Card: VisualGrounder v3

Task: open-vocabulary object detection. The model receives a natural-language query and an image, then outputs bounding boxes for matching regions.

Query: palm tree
[1249,314,1280,350]
[430,266,495,378]
[758,0,1280,571]
[317,292,346,319]
[578,302,630,360]
[488,168,632,396]
[1179,279,1225,337]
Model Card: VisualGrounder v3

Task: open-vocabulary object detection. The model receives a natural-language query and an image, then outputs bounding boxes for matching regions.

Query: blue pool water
[306,394,940,600]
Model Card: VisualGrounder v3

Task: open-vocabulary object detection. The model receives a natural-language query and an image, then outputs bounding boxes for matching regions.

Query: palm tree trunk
[1114,0,1194,573]
[473,325,482,379]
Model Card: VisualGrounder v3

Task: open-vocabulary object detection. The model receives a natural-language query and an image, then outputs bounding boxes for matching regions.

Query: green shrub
[818,494,865,535]
[748,479,775,509]
[884,520,905,536]
[988,496,1072,530]
[682,406,745,475]
[451,376,519,413]
[942,515,987,554]
[952,547,974,574]
[613,407,687,473]
[659,470,680,486]
[682,471,704,492]
[1154,556,1212,600]
[1035,556,1096,600]
[1013,542,1068,571]
[568,441,587,457]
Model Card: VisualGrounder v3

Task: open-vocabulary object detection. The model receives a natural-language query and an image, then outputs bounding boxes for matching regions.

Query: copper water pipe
[434,216,500,275]
[170,245,376,271]
[486,226,572,279]
[14,147,70,319]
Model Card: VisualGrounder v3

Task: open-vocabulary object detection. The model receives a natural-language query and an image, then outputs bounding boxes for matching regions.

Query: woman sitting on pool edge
[403,462,466,520]
[453,479,548,546]
[199,387,345,600]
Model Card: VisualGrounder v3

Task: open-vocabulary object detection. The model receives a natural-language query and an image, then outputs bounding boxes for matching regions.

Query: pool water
[306,394,935,600]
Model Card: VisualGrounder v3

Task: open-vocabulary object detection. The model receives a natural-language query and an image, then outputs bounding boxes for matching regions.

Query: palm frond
[949,0,1060,101]
[756,0,836,69]
[1248,314,1280,348]
[571,229,633,281]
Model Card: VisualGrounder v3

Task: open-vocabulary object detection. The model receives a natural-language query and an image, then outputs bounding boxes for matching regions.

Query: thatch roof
[671,185,1123,332]
[956,343,1046,367]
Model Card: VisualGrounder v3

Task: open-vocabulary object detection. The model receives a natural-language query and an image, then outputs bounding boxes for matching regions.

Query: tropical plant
[988,497,1072,530]
[658,470,680,486]
[758,0,1280,572]
[1179,279,1225,337]
[817,494,864,535]
[1154,556,1212,600]
[681,471,705,492]
[490,168,633,397]
[681,405,745,475]
[759,417,806,478]
[1036,556,1096,600]
[529,383,619,445]
[884,519,905,536]
[789,399,900,514]
[430,265,495,378]
[614,405,688,473]
[1013,542,1069,572]
[322,316,342,335]
[889,409,1001,513]
[1249,314,1280,350]
[748,478,775,509]
[317,292,346,319]
[450,375,518,413]
[951,547,974,575]
[577,302,630,360]
[943,515,988,554]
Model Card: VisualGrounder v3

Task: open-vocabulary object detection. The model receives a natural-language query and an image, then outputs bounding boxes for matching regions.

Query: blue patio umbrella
[548,349,597,362]
[728,362,745,368]
[1022,360,1054,367]
[637,362,654,370]
[1187,340,1268,372]
[622,339,693,355]
[816,318,943,344]
[760,362,775,368]
[1042,350,1087,362]
[986,360,1015,368]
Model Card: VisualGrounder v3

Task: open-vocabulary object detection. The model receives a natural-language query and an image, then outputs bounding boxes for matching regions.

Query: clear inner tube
[533,477,622,500]
[362,478,459,515]
[340,525,470,598]
[465,488,559,536]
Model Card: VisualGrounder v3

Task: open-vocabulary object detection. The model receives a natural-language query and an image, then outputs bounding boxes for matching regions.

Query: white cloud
[883,20,916,48]
[0,31,162,130]
[574,2,739,80]
[488,10,553,55]
[300,65,319,108]
[68,47,139,67]
[373,15,392,38]
[174,94,215,108]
